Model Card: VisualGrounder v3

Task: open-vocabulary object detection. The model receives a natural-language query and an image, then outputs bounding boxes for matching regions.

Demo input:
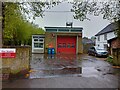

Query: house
[95,22,118,49]
[44,27,83,54]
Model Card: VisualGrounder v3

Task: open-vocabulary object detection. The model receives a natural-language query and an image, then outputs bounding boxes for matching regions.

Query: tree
[71,0,120,38]
[18,1,61,21]
[71,1,120,21]
[18,1,120,38]
[3,1,120,39]
[3,2,45,46]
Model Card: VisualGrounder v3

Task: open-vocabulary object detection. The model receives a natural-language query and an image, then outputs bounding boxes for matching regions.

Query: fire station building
[44,27,83,54]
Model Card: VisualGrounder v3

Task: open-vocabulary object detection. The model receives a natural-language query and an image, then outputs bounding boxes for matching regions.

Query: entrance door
[57,36,76,54]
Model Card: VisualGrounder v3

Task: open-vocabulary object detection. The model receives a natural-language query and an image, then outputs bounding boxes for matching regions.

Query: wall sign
[0,48,16,58]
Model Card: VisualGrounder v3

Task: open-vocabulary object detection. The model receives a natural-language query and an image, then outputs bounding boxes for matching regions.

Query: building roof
[82,37,95,44]
[95,22,118,36]
[44,27,83,33]
[45,27,83,29]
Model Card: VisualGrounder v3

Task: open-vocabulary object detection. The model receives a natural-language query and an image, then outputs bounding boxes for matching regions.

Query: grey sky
[34,2,110,38]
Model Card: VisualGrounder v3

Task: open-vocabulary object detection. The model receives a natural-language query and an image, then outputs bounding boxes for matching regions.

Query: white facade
[96,31,116,49]
[32,35,45,53]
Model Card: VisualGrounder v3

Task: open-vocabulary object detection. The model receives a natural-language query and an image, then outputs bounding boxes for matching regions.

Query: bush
[107,55,113,63]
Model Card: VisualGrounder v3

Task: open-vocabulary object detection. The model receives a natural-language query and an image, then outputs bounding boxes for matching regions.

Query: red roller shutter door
[57,36,76,54]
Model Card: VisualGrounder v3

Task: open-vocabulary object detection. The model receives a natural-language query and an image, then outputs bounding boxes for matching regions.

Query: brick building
[44,27,83,54]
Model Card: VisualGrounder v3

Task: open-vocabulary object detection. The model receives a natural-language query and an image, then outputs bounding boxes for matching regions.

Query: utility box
[51,48,55,54]
[48,48,52,54]
[47,48,55,54]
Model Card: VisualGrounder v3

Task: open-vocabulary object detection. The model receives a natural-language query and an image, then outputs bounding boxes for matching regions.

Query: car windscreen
[96,48,106,52]
[97,48,104,50]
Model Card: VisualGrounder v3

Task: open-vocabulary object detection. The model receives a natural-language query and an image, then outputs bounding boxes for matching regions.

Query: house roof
[82,37,95,44]
[95,22,118,36]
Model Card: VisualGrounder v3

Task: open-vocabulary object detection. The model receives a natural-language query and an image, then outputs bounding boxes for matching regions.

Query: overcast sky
[34,2,110,38]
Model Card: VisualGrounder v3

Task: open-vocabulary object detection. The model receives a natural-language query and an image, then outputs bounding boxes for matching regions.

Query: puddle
[30,54,82,78]
[30,54,117,79]
[30,67,82,79]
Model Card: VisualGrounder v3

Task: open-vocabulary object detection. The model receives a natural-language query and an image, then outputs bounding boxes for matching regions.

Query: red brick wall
[111,38,120,48]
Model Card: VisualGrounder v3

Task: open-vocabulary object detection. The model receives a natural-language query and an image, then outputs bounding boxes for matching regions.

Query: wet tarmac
[30,54,117,79]
[30,54,81,78]
[2,54,120,88]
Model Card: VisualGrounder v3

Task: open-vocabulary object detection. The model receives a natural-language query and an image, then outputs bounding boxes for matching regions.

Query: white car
[88,46,108,57]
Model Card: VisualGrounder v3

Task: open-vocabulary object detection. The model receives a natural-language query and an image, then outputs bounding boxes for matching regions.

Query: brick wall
[78,36,83,54]
[45,32,56,53]
[111,38,120,48]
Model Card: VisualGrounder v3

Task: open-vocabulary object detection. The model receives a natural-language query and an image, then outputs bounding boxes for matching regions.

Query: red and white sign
[0,48,16,58]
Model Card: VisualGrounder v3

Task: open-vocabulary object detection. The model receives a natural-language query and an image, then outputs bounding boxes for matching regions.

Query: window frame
[104,34,107,40]
[98,36,100,41]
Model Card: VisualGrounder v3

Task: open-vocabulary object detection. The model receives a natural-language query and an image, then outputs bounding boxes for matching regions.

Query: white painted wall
[96,35,107,48]
[107,32,116,40]
[95,31,116,48]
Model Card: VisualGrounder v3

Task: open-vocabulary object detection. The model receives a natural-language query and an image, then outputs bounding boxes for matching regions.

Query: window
[34,39,38,41]
[34,43,43,48]
[58,43,62,48]
[98,44,99,47]
[104,34,107,40]
[39,39,43,42]
[71,29,82,32]
[98,36,100,41]
[90,47,95,51]
[63,43,66,48]
[104,44,108,50]
[46,29,57,32]
[39,43,43,48]
[71,43,75,48]
[33,36,38,38]
[59,29,69,32]
[67,43,71,48]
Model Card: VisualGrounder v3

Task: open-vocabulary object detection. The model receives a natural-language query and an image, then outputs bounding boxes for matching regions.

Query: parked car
[88,46,108,57]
